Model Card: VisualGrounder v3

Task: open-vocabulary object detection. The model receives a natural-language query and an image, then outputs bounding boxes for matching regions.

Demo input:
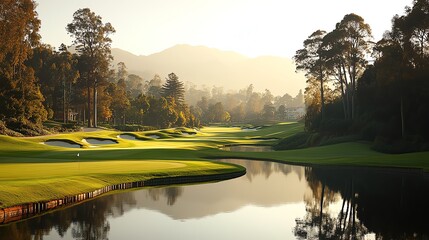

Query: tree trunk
[400,94,405,138]
[87,80,91,128]
[318,182,325,238]
[93,81,97,128]
[320,67,325,121]
[351,58,357,120]
[338,66,347,120]
[66,81,71,123]
[63,80,66,124]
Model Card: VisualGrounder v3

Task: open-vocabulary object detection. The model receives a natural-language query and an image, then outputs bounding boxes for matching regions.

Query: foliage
[296,3,429,152]
[0,0,48,134]
[161,73,185,105]
[274,132,311,150]
[66,8,115,127]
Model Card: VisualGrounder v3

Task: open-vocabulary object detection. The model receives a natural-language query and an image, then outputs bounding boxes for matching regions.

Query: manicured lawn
[0,160,241,208]
[1,121,429,208]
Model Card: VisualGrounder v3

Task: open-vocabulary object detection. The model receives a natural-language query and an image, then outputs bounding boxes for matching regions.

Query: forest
[1,0,428,154]
[0,1,303,136]
[292,0,429,153]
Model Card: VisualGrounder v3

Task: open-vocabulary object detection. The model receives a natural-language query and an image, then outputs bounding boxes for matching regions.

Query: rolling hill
[111,44,306,96]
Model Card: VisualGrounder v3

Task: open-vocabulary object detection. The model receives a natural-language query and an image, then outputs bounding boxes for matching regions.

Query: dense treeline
[0,2,199,135]
[0,1,304,135]
[187,84,304,124]
[294,0,429,152]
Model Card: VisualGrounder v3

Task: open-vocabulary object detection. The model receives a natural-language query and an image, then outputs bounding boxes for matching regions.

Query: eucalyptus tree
[294,30,328,120]
[400,0,429,64]
[66,8,115,127]
[0,0,47,130]
[54,44,80,123]
[335,13,372,119]
[321,29,350,119]
[147,74,162,98]
[370,0,429,138]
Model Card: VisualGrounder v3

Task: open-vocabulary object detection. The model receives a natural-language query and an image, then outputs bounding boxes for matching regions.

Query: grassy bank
[1,121,429,208]
[0,160,243,208]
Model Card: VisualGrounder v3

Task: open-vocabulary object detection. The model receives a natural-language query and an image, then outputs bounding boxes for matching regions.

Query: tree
[67,8,115,127]
[0,0,47,133]
[161,73,185,105]
[146,74,162,97]
[54,44,80,123]
[108,79,130,125]
[207,102,230,123]
[335,13,372,119]
[276,105,286,120]
[127,74,144,98]
[262,104,276,121]
[294,30,328,120]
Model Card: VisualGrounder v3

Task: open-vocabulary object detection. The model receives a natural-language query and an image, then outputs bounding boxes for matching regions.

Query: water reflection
[1,159,429,239]
[294,166,429,239]
[220,145,273,152]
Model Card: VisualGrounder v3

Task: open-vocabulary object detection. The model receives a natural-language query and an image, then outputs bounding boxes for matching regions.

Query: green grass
[0,160,240,207]
[1,121,429,208]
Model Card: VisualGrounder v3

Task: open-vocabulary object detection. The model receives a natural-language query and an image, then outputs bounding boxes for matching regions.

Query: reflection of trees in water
[147,187,184,206]
[220,159,301,182]
[295,166,429,239]
[0,191,137,240]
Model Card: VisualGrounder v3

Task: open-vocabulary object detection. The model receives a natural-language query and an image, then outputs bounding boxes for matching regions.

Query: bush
[372,136,419,154]
[61,122,81,132]
[113,124,156,132]
[319,118,352,135]
[274,132,311,150]
[319,135,361,146]
[6,118,50,136]
[0,120,23,137]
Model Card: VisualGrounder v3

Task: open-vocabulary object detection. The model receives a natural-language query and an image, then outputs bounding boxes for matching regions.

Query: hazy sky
[36,0,411,58]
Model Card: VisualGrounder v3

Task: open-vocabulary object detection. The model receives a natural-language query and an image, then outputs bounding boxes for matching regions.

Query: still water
[1,159,429,239]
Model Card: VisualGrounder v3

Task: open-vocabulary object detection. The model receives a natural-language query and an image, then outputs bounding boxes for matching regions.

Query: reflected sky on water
[1,158,429,240]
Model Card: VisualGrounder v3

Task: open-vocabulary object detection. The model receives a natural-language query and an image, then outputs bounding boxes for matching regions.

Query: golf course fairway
[1,122,429,210]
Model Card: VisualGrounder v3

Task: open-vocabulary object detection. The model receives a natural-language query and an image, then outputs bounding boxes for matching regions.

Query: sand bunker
[181,132,196,136]
[44,140,81,148]
[118,134,137,140]
[84,138,118,145]
[241,127,259,132]
[147,135,160,139]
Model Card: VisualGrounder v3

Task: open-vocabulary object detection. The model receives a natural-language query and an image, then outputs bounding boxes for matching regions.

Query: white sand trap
[44,140,81,148]
[241,128,257,132]
[147,135,160,139]
[182,132,196,136]
[118,134,137,140]
[84,138,118,145]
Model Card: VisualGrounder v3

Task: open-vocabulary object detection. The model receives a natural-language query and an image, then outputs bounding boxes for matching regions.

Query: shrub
[114,124,156,132]
[319,135,361,146]
[319,118,352,135]
[6,118,50,136]
[372,136,419,154]
[274,132,311,150]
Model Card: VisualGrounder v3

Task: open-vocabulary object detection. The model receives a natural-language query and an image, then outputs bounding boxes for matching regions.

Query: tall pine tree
[161,73,185,105]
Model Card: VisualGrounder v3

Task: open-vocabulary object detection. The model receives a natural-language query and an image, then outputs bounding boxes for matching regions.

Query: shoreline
[0,169,245,226]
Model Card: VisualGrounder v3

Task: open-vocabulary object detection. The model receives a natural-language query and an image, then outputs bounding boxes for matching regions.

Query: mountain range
[111,44,305,96]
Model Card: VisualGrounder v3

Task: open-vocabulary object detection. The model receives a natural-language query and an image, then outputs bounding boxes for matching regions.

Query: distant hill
[111,44,306,96]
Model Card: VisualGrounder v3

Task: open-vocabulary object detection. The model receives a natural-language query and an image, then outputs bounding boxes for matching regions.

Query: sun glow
[36,0,410,58]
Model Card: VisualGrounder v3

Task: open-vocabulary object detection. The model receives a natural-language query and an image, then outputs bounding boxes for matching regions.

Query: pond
[1,159,429,239]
